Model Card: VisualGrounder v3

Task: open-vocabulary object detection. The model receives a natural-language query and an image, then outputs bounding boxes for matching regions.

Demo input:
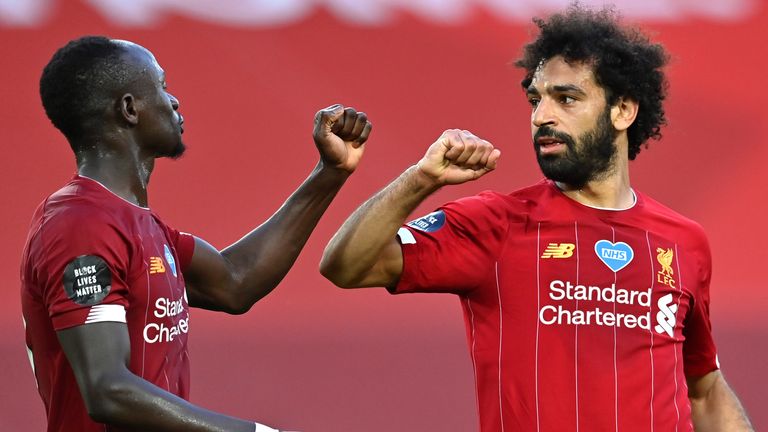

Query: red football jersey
[21,176,196,432]
[393,180,718,432]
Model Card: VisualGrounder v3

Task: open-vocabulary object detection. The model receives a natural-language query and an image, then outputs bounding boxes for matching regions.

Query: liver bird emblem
[656,248,674,277]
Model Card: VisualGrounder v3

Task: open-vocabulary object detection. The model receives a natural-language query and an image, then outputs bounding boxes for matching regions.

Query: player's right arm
[58,322,277,431]
[320,129,500,288]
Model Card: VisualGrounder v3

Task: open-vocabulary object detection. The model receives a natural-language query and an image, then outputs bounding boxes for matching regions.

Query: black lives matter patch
[62,255,112,306]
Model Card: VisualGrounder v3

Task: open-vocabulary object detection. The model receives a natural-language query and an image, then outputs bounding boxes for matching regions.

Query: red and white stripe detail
[84,304,126,324]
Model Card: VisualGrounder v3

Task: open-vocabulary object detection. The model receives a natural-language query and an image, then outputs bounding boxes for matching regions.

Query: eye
[559,95,575,105]
[528,97,540,108]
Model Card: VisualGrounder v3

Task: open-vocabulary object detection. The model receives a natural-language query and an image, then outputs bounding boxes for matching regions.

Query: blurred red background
[1,1,766,430]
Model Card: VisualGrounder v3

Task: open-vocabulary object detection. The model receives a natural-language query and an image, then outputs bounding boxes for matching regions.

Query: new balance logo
[541,243,576,259]
[149,257,166,274]
[654,293,678,337]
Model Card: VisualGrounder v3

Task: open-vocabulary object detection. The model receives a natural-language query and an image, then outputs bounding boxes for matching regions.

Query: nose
[532,97,557,129]
[168,93,180,110]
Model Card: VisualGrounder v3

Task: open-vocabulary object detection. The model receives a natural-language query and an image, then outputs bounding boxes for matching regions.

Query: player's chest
[495,220,696,336]
[125,222,189,339]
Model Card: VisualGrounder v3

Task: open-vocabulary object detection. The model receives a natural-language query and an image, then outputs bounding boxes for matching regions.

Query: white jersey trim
[23,316,38,387]
[77,175,151,210]
[672,244,684,431]
[553,183,639,212]
[583,189,638,211]
[645,231,656,432]
[611,226,619,432]
[494,261,505,432]
[254,423,279,432]
[85,304,127,324]
[574,221,580,432]
[466,298,481,420]
[397,227,417,244]
[535,223,541,432]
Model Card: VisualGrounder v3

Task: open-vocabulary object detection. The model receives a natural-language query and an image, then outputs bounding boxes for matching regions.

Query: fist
[313,104,372,174]
[417,129,500,186]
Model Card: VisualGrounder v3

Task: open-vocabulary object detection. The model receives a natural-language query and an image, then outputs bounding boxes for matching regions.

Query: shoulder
[415,181,550,235]
[636,192,711,256]
[445,180,551,216]
[40,197,126,240]
[28,187,138,267]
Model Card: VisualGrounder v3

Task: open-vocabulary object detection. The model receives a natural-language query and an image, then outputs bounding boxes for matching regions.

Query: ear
[610,97,639,132]
[118,93,139,126]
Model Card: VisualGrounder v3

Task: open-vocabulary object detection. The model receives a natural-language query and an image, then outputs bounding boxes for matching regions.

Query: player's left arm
[687,370,754,431]
[183,104,371,314]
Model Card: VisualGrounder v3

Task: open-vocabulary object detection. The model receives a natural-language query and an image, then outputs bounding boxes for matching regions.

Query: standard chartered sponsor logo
[143,296,189,343]
[539,280,680,336]
[654,293,678,337]
[539,280,652,329]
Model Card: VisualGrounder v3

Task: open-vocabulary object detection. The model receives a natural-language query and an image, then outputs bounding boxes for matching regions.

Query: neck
[76,142,154,207]
[556,161,633,210]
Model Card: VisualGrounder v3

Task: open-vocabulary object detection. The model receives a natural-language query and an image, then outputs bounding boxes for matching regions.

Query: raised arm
[687,370,754,431]
[58,322,280,431]
[320,129,500,288]
[184,104,372,313]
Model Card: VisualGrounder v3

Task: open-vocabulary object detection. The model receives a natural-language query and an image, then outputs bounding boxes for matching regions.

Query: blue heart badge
[594,240,634,272]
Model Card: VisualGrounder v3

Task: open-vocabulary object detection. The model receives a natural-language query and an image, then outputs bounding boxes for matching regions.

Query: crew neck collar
[549,180,638,212]
[76,174,150,210]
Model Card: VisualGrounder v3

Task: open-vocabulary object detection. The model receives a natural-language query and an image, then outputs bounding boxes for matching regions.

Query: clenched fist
[417,129,501,186]
[313,104,372,174]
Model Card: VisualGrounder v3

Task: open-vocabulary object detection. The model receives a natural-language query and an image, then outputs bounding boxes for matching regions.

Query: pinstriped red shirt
[21,176,196,432]
[393,179,718,432]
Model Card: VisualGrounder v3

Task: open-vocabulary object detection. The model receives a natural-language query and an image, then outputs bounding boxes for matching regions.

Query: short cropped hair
[516,4,669,160]
[40,36,132,149]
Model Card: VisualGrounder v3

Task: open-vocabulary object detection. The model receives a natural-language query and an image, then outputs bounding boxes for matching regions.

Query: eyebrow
[526,84,587,96]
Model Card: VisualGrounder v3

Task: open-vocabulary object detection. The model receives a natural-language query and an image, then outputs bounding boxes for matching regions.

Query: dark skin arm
[55,105,370,429]
[58,322,260,431]
[184,105,372,313]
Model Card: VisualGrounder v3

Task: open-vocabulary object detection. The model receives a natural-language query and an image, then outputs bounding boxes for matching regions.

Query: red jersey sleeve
[681,231,719,377]
[392,191,511,295]
[34,210,132,331]
[165,227,195,271]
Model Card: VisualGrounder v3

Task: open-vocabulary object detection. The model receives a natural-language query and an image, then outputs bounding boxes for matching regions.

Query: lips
[536,136,566,155]
[536,136,563,146]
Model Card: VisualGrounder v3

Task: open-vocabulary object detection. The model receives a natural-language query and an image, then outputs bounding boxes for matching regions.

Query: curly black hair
[515,4,669,160]
[40,36,134,150]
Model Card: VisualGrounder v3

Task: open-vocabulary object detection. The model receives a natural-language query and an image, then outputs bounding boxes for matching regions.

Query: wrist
[314,160,352,183]
[406,164,443,193]
[314,158,352,181]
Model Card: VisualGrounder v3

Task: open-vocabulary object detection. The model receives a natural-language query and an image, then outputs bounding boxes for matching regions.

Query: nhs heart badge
[594,240,634,272]
[163,244,177,277]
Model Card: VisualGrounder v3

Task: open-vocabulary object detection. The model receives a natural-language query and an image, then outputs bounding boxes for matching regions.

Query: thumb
[314,104,344,133]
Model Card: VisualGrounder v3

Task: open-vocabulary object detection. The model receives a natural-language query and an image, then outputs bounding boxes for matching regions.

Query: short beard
[165,141,186,159]
[534,107,618,188]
